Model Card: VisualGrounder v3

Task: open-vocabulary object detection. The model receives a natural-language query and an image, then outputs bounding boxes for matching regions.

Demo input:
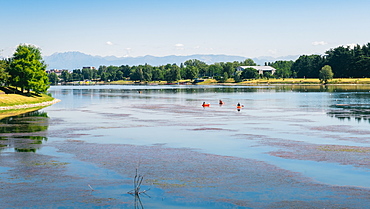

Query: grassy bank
[0,87,54,107]
[0,87,56,120]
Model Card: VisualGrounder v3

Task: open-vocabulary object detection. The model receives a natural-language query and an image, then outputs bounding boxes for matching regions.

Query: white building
[236,66,276,75]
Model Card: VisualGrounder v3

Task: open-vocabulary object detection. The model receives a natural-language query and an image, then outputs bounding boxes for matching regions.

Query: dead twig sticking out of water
[127,168,150,195]
[127,167,150,209]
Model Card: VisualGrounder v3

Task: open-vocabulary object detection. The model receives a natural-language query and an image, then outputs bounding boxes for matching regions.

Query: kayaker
[202,102,210,107]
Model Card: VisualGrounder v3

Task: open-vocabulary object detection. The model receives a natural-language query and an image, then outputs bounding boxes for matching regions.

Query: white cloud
[175,43,184,47]
[106,41,113,46]
[312,41,328,46]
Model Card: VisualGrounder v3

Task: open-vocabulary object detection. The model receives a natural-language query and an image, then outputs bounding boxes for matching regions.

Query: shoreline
[0,98,61,111]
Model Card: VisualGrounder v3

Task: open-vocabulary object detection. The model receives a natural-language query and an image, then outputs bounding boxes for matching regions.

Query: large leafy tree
[185,66,199,80]
[152,67,164,81]
[270,60,293,78]
[221,62,235,78]
[291,55,324,78]
[130,67,144,82]
[8,44,49,94]
[208,64,223,77]
[184,59,207,77]
[165,64,181,82]
[325,46,353,78]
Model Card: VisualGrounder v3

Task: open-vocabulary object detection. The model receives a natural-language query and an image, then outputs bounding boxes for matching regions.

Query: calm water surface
[1,84,370,208]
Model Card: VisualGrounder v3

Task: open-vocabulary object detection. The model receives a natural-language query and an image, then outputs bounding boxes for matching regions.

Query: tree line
[0,44,49,94]
[48,58,261,84]
[290,43,370,78]
[3,43,370,88]
[51,43,370,84]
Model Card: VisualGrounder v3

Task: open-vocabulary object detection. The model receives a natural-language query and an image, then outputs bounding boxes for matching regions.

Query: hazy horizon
[1,0,369,59]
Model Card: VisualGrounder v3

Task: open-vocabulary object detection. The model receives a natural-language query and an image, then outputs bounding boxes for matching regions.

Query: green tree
[234,71,243,83]
[119,65,131,77]
[291,55,324,78]
[325,46,353,78]
[131,67,144,81]
[164,64,181,82]
[142,64,153,81]
[0,59,9,85]
[221,62,235,78]
[218,72,229,83]
[241,67,259,79]
[152,68,164,81]
[116,70,124,80]
[208,64,223,77]
[319,65,334,84]
[82,68,93,80]
[240,58,257,66]
[61,70,72,82]
[48,72,59,85]
[8,44,49,94]
[270,60,293,78]
[184,59,207,77]
[185,66,199,80]
[72,69,83,81]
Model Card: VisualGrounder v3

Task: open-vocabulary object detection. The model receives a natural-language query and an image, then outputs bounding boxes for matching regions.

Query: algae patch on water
[29,160,70,167]
[318,145,370,153]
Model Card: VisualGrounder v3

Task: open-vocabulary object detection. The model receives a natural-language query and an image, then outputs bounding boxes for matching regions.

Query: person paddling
[202,102,210,107]
[236,103,243,111]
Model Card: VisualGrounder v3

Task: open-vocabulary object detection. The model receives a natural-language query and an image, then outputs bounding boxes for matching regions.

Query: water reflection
[328,104,370,123]
[0,111,49,152]
[275,85,370,92]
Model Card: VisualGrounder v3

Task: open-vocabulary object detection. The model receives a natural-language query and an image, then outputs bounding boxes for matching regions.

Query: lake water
[1,85,370,208]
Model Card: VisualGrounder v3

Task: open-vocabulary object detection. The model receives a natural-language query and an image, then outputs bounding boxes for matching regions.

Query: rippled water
[1,85,370,208]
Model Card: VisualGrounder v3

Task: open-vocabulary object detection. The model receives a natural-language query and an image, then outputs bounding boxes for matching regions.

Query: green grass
[0,87,54,107]
[0,87,55,119]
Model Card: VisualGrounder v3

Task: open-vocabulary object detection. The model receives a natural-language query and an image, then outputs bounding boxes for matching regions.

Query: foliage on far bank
[319,65,334,84]
[47,42,370,85]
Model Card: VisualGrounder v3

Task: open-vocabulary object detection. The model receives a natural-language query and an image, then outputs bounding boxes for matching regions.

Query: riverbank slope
[0,87,59,119]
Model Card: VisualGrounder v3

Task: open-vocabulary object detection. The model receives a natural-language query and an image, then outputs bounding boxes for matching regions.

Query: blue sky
[1,0,369,59]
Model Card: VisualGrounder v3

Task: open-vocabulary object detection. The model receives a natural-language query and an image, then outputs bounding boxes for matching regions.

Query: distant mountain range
[43,51,299,70]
